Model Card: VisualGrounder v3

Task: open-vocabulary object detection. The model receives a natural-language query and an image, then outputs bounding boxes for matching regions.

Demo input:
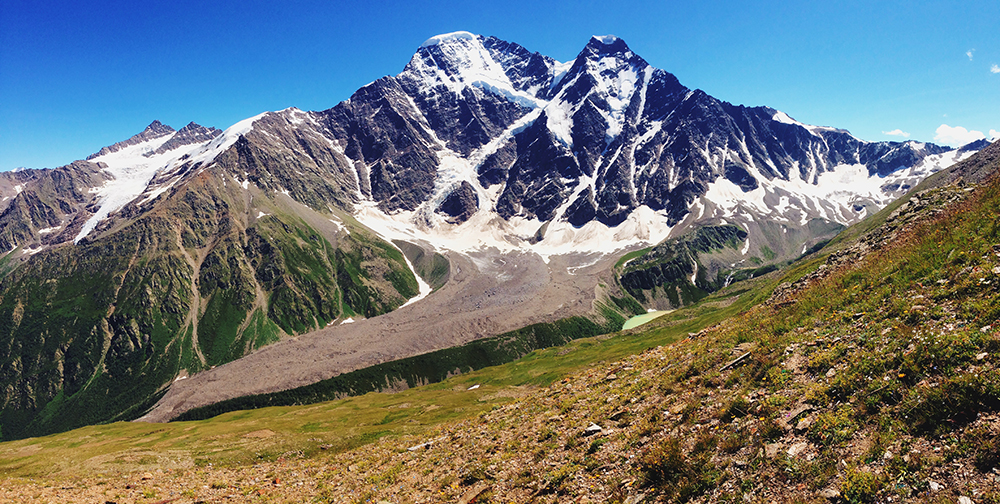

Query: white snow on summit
[405,32,547,109]
[540,40,646,146]
[771,110,841,137]
[772,110,798,125]
[419,31,477,48]
[591,35,620,45]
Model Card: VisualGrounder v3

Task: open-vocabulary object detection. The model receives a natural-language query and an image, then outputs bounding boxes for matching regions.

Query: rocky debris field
[143,248,618,423]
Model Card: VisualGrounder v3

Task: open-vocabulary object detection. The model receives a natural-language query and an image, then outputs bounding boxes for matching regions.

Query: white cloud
[967,49,975,61]
[934,124,987,147]
[991,130,1000,141]
[991,64,1000,74]
[882,129,910,138]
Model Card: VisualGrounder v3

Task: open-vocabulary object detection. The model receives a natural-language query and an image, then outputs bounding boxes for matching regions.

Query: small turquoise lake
[622,310,672,330]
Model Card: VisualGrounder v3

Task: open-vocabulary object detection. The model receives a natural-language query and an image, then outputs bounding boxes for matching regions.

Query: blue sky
[1,0,998,171]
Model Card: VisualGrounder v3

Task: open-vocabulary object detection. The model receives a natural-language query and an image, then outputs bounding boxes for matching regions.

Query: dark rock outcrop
[152,122,222,155]
[437,181,478,224]
[87,120,176,159]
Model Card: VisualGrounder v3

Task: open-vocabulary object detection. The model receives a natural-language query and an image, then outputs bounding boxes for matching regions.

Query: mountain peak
[401,31,555,105]
[143,119,175,136]
[567,34,645,74]
[585,34,631,55]
[86,120,176,160]
[590,34,620,46]
[177,121,208,133]
[152,121,221,155]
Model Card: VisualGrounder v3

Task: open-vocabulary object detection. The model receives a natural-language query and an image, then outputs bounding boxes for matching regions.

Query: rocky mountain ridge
[332,32,979,260]
[0,33,981,262]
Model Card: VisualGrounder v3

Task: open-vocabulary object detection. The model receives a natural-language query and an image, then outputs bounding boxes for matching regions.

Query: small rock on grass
[765,443,783,458]
[458,482,490,504]
[787,442,809,457]
[795,416,812,431]
[583,423,603,436]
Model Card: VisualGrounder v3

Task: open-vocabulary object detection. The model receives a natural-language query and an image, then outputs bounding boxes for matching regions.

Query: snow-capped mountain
[0,32,981,262]
[0,32,989,438]
[353,32,980,259]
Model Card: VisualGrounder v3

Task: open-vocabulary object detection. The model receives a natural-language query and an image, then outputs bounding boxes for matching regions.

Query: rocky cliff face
[0,160,112,254]
[331,34,969,239]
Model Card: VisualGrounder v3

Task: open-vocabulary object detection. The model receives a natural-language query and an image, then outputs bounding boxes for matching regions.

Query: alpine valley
[0,32,985,440]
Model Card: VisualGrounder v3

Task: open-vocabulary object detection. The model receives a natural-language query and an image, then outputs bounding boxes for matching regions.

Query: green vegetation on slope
[625,179,1000,501]
[0,216,190,441]
[393,240,450,290]
[0,171,421,441]
[618,225,749,307]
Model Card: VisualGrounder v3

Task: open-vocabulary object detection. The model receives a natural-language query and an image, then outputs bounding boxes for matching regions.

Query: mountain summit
[347,32,972,258]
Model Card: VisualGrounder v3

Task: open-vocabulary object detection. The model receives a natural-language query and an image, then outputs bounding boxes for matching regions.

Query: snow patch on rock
[74,112,266,243]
